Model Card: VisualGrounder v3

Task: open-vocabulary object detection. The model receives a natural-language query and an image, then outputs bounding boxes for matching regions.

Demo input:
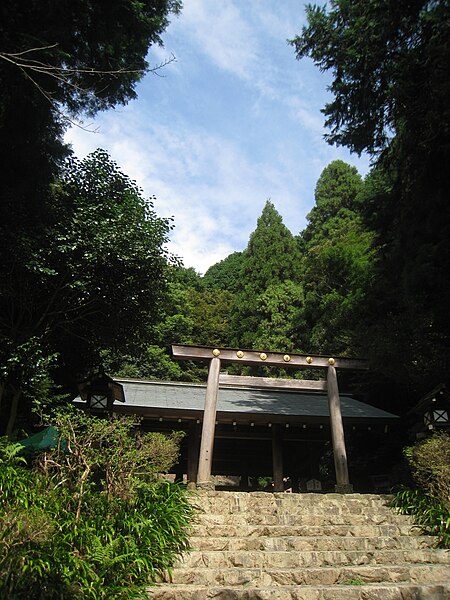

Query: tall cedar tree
[291,0,450,401]
[299,161,374,356]
[230,201,303,351]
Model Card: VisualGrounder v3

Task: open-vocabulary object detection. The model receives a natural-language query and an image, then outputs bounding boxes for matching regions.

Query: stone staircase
[148,491,450,599]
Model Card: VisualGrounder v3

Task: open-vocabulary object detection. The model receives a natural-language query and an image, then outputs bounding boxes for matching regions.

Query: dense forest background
[1,0,449,435]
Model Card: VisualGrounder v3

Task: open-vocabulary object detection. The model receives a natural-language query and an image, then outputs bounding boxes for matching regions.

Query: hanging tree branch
[0,44,176,80]
[0,44,176,129]
[0,44,176,132]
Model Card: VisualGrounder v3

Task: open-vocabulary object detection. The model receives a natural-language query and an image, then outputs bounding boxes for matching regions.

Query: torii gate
[172,345,369,493]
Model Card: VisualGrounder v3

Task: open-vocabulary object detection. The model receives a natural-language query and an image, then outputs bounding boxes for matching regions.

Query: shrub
[403,431,450,506]
[392,487,450,548]
[392,432,450,548]
[0,410,193,599]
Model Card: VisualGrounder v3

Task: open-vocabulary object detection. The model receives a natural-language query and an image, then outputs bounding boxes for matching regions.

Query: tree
[241,201,301,292]
[0,150,173,434]
[0,1,183,431]
[352,163,446,396]
[251,281,305,353]
[203,252,245,294]
[189,288,234,348]
[303,160,364,241]
[105,264,234,383]
[0,0,182,242]
[290,1,450,156]
[230,201,303,351]
[291,1,450,399]
[298,161,373,355]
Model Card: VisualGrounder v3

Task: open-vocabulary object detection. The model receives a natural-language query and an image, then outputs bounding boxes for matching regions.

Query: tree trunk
[6,388,22,438]
[0,380,5,412]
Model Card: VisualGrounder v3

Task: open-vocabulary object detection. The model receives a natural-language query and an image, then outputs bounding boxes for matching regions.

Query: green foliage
[340,578,366,586]
[251,281,305,353]
[203,252,245,293]
[38,407,184,504]
[1,150,173,433]
[230,201,303,352]
[392,433,450,548]
[404,432,450,507]
[290,1,450,156]
[392,487,450,549]
[0,0,181,433]
[1,0,182,118]
[188,288,234,348]
[240,201,301,292]
[105,263,234,382]
[291,1,450,399]
[0,0,182,238]
[50,150,172,352]
[107,345,184,381]
[304,161,364,238]
[255,476,273,490]
[0,413,192,599]
[347,159,449,400]
[298,161,374,355]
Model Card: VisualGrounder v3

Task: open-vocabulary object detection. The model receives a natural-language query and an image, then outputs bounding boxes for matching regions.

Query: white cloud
[66,109,296,272]
[178,1,260,81]
[65,0,371,274]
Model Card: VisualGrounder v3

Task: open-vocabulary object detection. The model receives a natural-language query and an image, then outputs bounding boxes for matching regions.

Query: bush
[392,487,450,548]
[403,431,450,506]
[392,432,450,548]
[0,410,193,599]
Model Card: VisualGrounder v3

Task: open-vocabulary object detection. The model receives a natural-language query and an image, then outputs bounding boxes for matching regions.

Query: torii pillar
[196,354,221,489]
[327,364,353,493]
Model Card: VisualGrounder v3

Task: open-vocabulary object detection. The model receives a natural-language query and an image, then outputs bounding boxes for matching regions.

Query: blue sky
[65,0,370,274]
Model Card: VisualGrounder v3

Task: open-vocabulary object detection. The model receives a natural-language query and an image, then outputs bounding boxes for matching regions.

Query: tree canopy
[0,0,181,117]
[230,201,303,351]
[298,161,373,356]
[0,0,182,215]
[0,1,182,434]
[290,0,450,156]
[291,0,450,399]
[0,151,173,434]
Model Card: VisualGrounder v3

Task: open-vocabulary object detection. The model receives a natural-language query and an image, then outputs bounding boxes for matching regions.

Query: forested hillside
[108,153,448,415]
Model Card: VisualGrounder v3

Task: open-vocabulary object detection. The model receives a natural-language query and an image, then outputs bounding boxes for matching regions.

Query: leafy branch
[0,43,176,130]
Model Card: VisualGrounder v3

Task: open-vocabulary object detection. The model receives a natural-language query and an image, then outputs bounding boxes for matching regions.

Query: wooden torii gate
[172,345,369,493]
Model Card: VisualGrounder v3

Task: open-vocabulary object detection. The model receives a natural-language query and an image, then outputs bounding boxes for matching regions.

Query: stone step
[152,491,449,599]
[148,583,450,600]
[191,522,419,538]
[177,549,450,569]
[190,534,437,552]
[161,564,450,587]
[194,512,412,526]
[192,492,395,514]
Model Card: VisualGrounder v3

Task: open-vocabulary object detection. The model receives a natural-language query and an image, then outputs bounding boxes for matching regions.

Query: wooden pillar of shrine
[196,356,221,489]
[272,424,284,492]
[327,365,353,493]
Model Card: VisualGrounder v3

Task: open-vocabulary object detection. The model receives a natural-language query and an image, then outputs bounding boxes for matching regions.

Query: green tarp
[17,426,59,453]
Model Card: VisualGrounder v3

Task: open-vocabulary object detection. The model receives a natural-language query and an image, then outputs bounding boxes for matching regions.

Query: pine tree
[230,201,303,351]
[298,161,373,355]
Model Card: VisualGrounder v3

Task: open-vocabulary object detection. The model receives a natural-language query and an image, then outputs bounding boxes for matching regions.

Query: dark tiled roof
[113,379,397,421]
